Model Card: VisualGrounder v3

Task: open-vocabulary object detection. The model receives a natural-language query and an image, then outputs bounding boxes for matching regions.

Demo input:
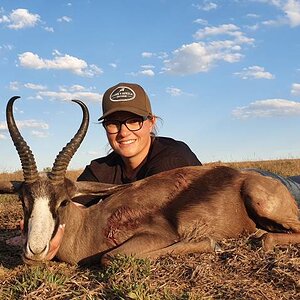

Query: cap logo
[109,86,136,102]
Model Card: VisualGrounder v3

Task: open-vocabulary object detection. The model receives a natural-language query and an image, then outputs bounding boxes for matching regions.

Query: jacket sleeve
[77,165,99,182]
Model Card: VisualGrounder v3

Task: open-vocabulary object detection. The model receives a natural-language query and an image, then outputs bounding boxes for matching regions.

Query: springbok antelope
[1,96,300,266]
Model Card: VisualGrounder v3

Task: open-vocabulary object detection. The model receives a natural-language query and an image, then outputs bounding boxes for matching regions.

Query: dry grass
[205,158,300,177]
[0,159,300,299]
[0,170,82,182]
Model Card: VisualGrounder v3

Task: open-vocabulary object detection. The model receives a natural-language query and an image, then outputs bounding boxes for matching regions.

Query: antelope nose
[28,243,47,255]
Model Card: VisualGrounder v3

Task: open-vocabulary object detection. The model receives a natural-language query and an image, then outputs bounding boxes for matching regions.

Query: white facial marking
[26,196,55,258]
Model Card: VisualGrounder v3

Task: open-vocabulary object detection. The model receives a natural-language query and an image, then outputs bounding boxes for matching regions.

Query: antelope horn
[49,100,89,183]
[6,96,39,183]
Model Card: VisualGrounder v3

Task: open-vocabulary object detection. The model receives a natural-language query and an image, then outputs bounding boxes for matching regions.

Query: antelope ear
[72,181,131,198]
[0,181,23,194]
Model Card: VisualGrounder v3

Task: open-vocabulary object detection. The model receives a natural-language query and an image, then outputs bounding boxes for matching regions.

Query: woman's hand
[6,220,65,260]
[6,220,25,246]
[43,201,85,260]
[45,224,65,260]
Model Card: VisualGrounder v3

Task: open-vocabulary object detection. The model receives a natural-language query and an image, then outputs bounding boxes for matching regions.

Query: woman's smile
[118,139,136,146]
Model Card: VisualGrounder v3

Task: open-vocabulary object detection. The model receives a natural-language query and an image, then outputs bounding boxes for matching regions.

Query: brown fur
[1,165,300,266]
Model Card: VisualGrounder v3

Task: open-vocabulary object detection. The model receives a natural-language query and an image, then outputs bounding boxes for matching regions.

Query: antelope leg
[242,174,300,232]
[262,232,300,251]
[141,237,216,259]
[101,232,178,265]
[101,234,215,265]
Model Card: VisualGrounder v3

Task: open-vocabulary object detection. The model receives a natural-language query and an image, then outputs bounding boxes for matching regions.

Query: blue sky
[1,0,300,172]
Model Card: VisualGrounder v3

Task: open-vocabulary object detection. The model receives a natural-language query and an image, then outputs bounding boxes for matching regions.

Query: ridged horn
[6,96,39,183]
[49,100,89,183]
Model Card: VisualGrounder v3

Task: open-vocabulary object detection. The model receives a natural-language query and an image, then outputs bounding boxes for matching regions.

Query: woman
[7,82,201,255]
[76,82,201,205]
[76,81,300,208]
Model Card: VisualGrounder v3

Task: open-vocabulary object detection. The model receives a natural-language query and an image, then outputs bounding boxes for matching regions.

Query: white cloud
[163,23,254,75]
[31,130,48,138]
[193,24,255,45]
[194,1,218,11]
[142,51,168,60]
[257,0,300,27]
[18,120,49,130]
[193,18,208,25]
[139,69,155,76]
[157,52,168,59]
[262,19,282,26]
[166,87,183,96]
[36,85,102,103]
[291,83,300,95]
[232,98,300,119]
[141,64,155,69]
[18,51,103,77]
[142,52,154,58]
[0,8,40,30]
[68,85,86,92]
[0,120,48,138]
[52,49,62,56]
[128,68,155,77]
[9,81,47,90]
[246,13,260,18]
[14,106,24,114]
[57,16,72,23]
[163,41,244,75]
[9,81,21,90]
[0,14,9,24]
[163,43,211,74]
[234,65,275,79]
[194,24,240,39]
[7,83,101,103]
[109,63,117,68]
[245,23,260,30]
[0,119,49,130]
[284,0,300,27]
[24,83,47,90]
[0,44,13,51]
[44,26,54,32]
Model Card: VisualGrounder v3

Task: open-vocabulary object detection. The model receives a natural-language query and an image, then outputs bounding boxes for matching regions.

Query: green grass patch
[2,265,69,299]
[99,255,152,299]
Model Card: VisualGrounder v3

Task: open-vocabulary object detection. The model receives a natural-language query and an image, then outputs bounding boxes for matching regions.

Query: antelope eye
[60,199,69,207]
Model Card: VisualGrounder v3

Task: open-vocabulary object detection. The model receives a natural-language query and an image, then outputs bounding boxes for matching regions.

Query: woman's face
[104,111,155,161]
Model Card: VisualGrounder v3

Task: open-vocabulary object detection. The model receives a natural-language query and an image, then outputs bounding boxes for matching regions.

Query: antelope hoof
[214,242,222,252]
[261,234,275,252]
[100,254,114,267]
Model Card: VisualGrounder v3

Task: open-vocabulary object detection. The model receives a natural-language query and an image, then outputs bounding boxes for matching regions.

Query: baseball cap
[98,82,152,121]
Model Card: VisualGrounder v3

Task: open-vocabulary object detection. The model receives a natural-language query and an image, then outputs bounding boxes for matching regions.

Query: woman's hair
[149,115,161,137]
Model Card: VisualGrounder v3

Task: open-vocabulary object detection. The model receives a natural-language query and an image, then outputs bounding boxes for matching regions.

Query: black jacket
[78,136,201,184]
